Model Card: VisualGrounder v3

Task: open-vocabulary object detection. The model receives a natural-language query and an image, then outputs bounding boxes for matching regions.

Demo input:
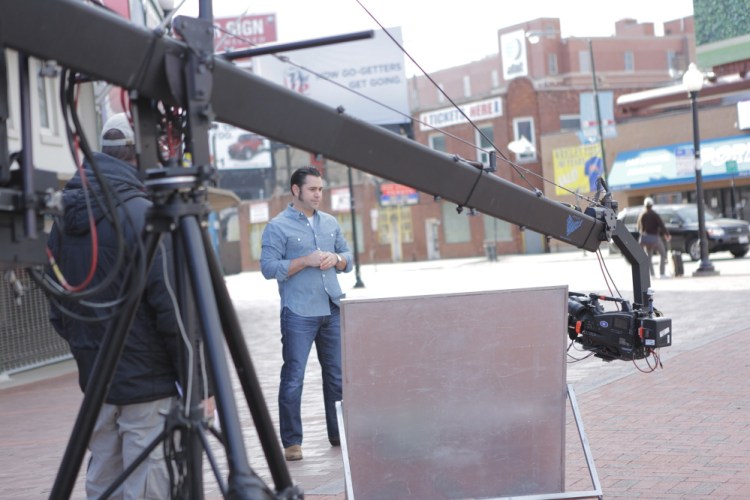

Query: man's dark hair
[290,166,321,191]
[102,129,136,163]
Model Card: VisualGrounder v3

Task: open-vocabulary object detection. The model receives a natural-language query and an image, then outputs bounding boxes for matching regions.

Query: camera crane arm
[0,0,651,304]
[1,0,662,343]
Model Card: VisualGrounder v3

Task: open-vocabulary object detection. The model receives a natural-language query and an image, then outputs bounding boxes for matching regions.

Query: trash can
[484,241,498,262]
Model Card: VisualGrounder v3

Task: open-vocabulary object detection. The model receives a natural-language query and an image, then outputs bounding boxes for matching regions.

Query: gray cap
[100,113,134,147]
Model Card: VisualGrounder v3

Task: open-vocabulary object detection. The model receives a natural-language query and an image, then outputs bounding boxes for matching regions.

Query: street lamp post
[347,166,365,288]
[682,63,718,276]
[588,38,608,179]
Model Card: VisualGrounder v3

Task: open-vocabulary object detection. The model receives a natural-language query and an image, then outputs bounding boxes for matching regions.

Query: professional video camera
[567,291,672,362]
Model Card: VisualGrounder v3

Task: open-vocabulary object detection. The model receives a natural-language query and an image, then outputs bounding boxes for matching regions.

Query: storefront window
[482,215,513,242]
[441,202,471,243]
[336,213,366,254]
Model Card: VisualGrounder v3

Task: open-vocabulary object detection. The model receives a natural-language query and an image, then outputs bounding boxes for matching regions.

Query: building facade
[599,1,750,232]
[0,0,171,376]
[233,15,697,271]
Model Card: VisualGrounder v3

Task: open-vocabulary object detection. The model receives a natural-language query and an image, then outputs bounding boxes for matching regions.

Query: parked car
[228,133,265,160]
[618,203,750,261]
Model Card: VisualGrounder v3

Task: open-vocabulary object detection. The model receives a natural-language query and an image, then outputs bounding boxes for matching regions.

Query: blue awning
[608,134,750,191]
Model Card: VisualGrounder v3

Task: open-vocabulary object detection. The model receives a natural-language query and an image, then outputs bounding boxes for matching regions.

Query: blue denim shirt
[260,204,353,316]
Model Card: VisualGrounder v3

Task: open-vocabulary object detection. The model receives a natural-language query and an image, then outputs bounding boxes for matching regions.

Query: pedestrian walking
[637,197,672,278]
[260,166,353,461]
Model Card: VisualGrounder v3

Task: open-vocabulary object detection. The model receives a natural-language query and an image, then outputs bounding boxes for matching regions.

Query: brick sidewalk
[2,253,750,498]
[570,327,750,498]
[0,370,85,498]
[2,328,748,499]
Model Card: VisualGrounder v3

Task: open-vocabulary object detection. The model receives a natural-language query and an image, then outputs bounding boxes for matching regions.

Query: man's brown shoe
[284,445,303,461]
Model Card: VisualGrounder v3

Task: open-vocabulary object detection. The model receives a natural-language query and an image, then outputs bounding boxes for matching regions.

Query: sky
[176,0,695,76]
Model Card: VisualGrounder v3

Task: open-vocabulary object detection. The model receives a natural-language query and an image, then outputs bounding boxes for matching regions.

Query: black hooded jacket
[48,152,179,405]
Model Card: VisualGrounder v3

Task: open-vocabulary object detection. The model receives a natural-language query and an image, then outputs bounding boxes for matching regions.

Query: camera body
[567,293,672,362]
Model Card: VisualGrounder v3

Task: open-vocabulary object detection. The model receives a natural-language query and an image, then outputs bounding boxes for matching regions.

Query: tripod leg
[172,232,206,498]
[201,227,296,494]
[179,216,274,498]
[50,231,163,499]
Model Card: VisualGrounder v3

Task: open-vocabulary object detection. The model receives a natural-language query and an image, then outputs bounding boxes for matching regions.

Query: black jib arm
[0,0,651,305]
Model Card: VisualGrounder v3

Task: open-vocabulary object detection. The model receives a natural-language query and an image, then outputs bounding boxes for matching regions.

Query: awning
[617,72,750,115]
[609,134,750,191]
[52,176,242,213]
[207,186,241,212]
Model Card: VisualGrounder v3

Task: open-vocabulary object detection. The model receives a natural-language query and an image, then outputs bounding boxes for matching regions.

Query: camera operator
[47,113,179,499]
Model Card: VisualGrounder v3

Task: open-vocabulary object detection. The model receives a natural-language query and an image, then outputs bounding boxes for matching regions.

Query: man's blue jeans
[279,305,342,448]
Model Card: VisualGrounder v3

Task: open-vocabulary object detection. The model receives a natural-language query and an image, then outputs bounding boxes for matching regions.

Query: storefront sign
[330,188,351,212]
[249,202,269,223]
[501,30,528,80]
[419,97,503,131]
[214,14,277,53]
[379,183,419,206]
[609,134,750,190]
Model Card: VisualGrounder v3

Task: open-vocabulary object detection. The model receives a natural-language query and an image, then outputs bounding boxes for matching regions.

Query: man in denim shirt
[260,167,353,461]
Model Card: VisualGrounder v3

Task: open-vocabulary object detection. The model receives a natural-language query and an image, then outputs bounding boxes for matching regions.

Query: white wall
[4,49,97,182]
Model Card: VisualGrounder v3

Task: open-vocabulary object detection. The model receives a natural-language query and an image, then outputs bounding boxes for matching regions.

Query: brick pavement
[0,370,85,498]
[1,251,749,499]
[568,326,750,498]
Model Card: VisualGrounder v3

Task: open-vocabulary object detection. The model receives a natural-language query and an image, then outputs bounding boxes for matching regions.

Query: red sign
[103,0,130,19]
[214,14,277,53]
[380,183,416,196]
[379,183,419,206]
[310,153,325,169]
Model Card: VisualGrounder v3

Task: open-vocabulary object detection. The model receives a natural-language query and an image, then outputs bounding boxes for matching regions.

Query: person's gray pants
[641,238,668,276]
[86,396,176,500]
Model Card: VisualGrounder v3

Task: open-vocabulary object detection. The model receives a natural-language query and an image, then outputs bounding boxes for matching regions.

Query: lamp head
[682,63,704,93]
[525,29,559,45]
[508,136,534,155]
[158,0,175,15]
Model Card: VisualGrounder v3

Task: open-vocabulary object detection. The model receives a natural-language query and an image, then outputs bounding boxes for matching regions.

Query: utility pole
[588,38,608,179]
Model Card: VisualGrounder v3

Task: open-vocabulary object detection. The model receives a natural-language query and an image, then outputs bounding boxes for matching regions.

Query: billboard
[213,14,277,53]
[211,122,272,170]
[501,30,528,81]
[253,28,410,126]
[210,123,275,200]
[552,144,603,195]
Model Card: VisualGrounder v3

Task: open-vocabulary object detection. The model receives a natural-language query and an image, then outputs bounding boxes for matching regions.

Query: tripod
[45,3,300,496]
[49,162,300,499]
